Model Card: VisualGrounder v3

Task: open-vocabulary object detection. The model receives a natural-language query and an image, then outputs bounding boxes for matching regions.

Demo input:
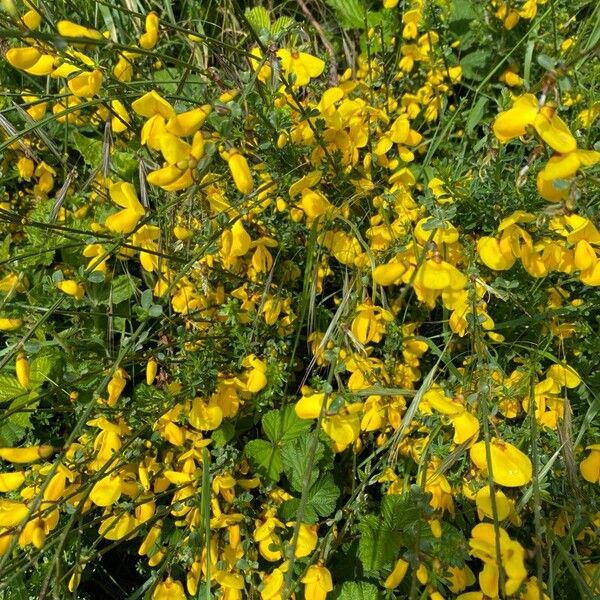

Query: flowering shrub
[0,0,599,598]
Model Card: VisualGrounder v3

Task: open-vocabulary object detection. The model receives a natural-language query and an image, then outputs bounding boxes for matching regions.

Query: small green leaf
[460,49,492,80]
[245,439,282,482]
[306,473,339,520]
[335,581,382,600]
[141,289,153,310]
[0,374,25,403]
[358,517,401,573]
[262,406,311,444]
[245,6,271,33]
[71,131,103,168]
[271,16,295,34]
[466,96,489,134]
[325,0,366,29]
[109,275,140,305]
[281,436,323,492]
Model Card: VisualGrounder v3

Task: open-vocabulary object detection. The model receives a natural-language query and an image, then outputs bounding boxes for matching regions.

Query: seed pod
[16,352,29,389]
[0,445,54,463]
[146,357,158,385]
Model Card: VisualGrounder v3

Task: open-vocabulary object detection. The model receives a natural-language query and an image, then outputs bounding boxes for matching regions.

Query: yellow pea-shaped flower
[15,352,29,389]
[0,445,54,463]
[227,151,254,194]
[470,438,532,487]
[146,357,158,385]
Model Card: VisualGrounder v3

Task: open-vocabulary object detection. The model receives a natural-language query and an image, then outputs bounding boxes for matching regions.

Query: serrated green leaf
[0,374,24,403]
[262,406,311,444]
[278,498,303,522]
[245,6,271,33]
[306,473,339,520]
[271,16,295,35]
[335,581,381,600]
[108,275,140,305]
[71,131,103,169]
[325,0,366,29]
[358,516,401,572]
[0,420,26,447]
[29,352,57,389]
[245,439,282,482]
[381,492,426,531]
[460,49,492,80]
[281,436,323,492]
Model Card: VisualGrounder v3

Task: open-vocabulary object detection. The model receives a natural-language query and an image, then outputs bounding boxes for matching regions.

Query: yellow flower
[350,303,394,345]
[493,94,577,153]
[90,474,123,507]
[241,354,268,393]
[152,577,186,600]
[5,47,55,76]
[132,225,160,272]
[68,69,103,98]
[277,49,325,87]
[189,398,223,430]
[57,279,85,300]
[322,404,362,451]
[469,523,527,596]
[580,444,600,484]
[470,438,533,487]
[166,105,212,137]
[139,12,159,49]
[16,352,29,389]
[475,485,511,521]
[17,156,34,179]
[384,558,409,588]
[0,445,53,463]
[22,94,47,120]
[57,20,103,40]
[105,368,127,407]
[0,317,23,331]
[147,132,204,191]
[260,566,285,599]
[227,150,254,195]
[546,363,581,389]
[82,243,109,272]
[295,392,326,419]
[301,564,333,600]
[105,182,145,234]
[294,523,318,558]
[146,358,158,385]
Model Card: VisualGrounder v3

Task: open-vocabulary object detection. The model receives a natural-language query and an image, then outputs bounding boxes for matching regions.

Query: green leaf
[71,131,103,168]
[212,422,235,447]
[262,406,311,444]
[306,473,339,521]
[245,6,271,33]
[325,0,366,29]
[278,498,301,522]
[29,352,58,390]
[0,374,25,403]
[278,473,339,523]
[381,492,426,531]
[245,439,282,482]
[0,420,26,447]
[460,49,492,80]
[281,435,323,492]
[271,16,295,35]
[335,581,382,600]
[465,96,489,134]
[358,516,401,572]
[109,275,140,305]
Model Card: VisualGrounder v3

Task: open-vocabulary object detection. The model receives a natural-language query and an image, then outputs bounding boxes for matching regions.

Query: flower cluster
[0,1,598,599]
